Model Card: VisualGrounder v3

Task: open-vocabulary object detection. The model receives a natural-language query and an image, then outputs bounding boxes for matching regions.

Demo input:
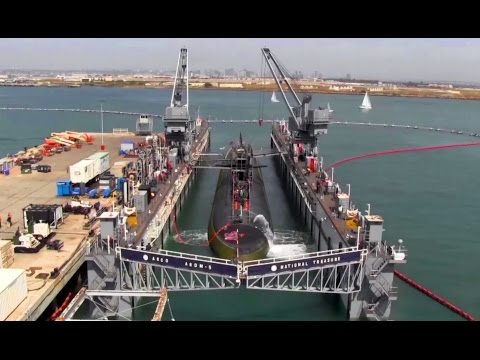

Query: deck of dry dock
[0,133,143,320]
[132,124,210,245]
[272,125,362,248]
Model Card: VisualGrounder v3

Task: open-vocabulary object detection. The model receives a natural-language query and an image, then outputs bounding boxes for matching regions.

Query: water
[2,87,479,320]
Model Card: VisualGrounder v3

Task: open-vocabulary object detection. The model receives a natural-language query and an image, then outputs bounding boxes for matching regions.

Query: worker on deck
[7,212,12,227]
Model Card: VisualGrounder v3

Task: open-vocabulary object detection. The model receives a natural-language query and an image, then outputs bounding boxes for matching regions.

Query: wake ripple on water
[174,230,209,246]
[172,228,309,258]
[267,230,308,258]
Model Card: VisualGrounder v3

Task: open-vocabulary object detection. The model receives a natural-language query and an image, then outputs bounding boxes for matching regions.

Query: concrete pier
[1,133,143,320]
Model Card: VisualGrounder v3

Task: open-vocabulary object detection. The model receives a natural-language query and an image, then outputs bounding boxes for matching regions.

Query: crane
[164,47,193,156]
[261,48,331,147]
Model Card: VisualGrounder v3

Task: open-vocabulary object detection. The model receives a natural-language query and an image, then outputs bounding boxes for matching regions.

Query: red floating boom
[394,270,476,321]
[325,141,480,171]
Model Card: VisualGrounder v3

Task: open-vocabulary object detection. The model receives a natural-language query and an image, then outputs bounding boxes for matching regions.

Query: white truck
[69,151,110,184]
[85,152,110,178]
[70,159,95,184]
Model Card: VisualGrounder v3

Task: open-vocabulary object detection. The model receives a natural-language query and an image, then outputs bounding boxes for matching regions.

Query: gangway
[114,246,366,293]
[244,247,366,293]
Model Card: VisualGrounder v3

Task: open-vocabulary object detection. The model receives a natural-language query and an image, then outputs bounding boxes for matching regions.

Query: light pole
[235,229,241,286]
[347,184,351,209]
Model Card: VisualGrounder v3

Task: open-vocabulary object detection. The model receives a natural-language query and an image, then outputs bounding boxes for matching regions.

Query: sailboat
[271,91,280,103]
[359,91,372,110]
[327,102,334,113]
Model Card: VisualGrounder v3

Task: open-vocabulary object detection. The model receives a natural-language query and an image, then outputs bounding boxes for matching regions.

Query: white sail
[359,92,372,110]
[327,102,334,113]
[271,91,280,103]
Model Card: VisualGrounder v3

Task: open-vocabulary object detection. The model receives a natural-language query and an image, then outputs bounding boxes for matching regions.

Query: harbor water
[1,86,479,320]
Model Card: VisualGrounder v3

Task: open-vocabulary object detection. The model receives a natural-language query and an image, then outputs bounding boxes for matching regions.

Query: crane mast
[261,48,331,147]
[170,48,189,108]
[164,48,193,153]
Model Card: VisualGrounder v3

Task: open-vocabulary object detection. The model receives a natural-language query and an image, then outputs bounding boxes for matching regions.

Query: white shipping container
[0,268,27,321]
[89,158,101,178]
[70,159,95,183]
[86,152,110,177]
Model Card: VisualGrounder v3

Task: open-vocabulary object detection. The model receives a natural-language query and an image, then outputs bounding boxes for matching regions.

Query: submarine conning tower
[230,134,253,223]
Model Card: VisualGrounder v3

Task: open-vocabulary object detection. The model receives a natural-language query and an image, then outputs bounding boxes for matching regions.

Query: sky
[0,38,479,83]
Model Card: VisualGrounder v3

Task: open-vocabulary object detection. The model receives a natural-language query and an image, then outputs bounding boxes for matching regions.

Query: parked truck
[85,152,110,178]
[70,159,95,184]
[69,151,110,184]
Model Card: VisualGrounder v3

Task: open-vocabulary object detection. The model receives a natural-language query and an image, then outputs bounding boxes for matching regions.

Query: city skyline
[0,38,479,83]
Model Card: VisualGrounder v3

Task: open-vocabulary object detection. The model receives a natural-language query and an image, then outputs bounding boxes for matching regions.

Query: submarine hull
[208,159,272,261]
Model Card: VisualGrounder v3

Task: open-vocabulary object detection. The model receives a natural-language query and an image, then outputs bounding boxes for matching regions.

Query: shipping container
[0,268,27,321]
[85,152,110,178]
[70,159,95,184]
[23,204,63,229]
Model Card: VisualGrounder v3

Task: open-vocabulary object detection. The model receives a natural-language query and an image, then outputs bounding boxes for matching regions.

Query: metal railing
[244,246,361,266]
[112,128,130,134]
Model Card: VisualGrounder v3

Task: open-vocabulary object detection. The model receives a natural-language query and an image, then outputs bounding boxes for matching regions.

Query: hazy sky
[0,38,479,82]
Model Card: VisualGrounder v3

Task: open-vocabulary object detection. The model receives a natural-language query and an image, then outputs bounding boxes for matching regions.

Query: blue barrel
[103,188,112,197]
[3,169,10,176]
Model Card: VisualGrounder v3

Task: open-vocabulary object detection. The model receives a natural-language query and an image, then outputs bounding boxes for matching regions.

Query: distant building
[329,85,354,91]
[428,83,453,89]
[219,83,243,89]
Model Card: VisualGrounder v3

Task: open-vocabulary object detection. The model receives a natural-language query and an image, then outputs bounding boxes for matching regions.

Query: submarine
[208,134,272,261]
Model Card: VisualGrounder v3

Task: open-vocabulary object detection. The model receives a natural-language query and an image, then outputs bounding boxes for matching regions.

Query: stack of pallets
[0,240,14,268]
